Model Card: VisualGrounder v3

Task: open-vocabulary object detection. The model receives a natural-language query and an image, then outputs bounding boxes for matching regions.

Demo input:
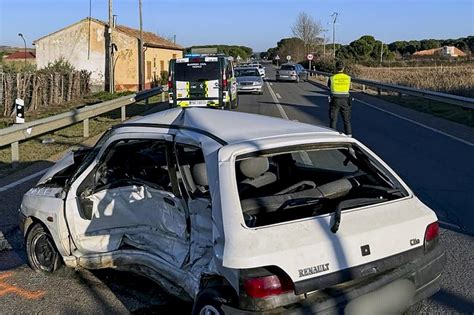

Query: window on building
[147,61,152,80]
[160,60,165,72]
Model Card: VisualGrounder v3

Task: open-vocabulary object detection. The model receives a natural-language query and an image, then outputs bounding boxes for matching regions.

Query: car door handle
[164,196,175,206]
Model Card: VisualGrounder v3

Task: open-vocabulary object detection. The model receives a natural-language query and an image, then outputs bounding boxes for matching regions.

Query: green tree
[420,39,440,50]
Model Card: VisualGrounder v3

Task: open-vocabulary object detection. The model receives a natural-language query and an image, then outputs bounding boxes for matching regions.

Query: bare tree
[292,12,323,55]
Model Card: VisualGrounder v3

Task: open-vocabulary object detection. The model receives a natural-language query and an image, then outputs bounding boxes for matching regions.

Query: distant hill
[0,45,35,54]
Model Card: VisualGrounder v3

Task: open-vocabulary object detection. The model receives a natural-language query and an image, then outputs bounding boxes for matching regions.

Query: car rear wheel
[26,223,61,273]
[192,286,236,315]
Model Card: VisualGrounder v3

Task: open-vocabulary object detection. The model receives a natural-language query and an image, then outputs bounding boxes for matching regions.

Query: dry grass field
[352,65,474,97]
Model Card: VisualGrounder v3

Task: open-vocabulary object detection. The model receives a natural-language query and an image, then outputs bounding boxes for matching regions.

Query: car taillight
[244,275,293,298]
[168,76,173,89]
[223,78,228,89]
[424,221,439,251]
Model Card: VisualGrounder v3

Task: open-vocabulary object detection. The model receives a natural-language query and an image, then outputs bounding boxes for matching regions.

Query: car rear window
[175,61,220,82]
[234,144,408,228]
[281,65,295,70]
[235,68,260,77]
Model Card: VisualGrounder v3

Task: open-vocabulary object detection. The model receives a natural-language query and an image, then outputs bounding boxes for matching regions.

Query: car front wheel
[26,223,62,273]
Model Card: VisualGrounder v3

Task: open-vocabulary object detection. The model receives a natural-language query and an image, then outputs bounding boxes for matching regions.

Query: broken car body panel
[20,107,444,311]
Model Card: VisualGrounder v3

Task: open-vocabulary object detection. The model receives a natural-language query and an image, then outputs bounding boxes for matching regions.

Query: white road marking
[276,93,282,99]
[0,169,47,193]
[266,82,289,120]
[356,99,474,147]
[269,82,273,86]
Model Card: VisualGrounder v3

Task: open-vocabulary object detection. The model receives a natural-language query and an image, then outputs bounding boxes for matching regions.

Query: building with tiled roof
[4,51,36,60]
[413,46,467,57]
[34,18,183,91]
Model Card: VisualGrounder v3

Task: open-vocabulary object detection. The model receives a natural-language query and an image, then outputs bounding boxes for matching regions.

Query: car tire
[26,223,62,273]
[192,287,236,315]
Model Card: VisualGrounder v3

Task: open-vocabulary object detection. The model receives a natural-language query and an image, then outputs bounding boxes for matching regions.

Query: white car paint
[20,107,443,312]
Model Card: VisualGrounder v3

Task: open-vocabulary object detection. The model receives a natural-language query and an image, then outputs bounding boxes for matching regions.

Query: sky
[1,0,473,52]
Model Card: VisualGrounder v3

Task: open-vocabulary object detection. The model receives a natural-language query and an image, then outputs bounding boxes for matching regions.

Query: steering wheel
[275,180,316,195]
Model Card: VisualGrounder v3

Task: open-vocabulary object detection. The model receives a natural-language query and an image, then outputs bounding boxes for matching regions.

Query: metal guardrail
[0,87,165,166]
[311,70,474,110]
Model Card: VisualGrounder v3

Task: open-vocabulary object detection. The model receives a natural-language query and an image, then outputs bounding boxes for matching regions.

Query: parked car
[276,63,308,82]
[235,67,264,95]
[20,108,445,314]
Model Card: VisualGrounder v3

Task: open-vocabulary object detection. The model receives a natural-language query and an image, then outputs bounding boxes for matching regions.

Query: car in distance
[235,67,264,95]
[20,108,445,314]
[276,63,308,83]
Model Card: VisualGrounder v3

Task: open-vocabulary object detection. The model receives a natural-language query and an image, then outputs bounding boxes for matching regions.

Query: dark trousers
[329,96,352,135]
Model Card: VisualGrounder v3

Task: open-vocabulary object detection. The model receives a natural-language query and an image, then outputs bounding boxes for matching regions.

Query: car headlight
[253,81,261,86]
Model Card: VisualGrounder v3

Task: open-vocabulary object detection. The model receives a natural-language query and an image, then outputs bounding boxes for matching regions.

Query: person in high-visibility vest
[327,61,352,136]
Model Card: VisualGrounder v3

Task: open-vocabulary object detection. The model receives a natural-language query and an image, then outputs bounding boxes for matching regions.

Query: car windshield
[281,65,295,70]
[234,144,408,227]
[235,68,260,77]
[174,61,220,82]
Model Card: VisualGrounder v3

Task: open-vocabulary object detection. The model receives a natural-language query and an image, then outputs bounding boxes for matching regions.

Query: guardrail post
[121,106,126,121]
[11,141,19,168]
[362,84,366,93]
[377,88,381,96]
[161,92,165,103]
[83,118,89,138]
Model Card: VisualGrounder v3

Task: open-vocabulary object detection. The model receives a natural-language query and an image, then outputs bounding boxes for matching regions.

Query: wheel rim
[199,305,220,315]
[31,232,57,272]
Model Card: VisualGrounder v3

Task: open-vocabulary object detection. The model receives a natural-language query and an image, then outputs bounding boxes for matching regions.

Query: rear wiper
[331,197,387,233]
[278,197,323,211]
[361,185,405,197]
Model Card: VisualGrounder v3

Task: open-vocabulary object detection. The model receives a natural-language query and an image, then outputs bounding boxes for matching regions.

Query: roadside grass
[378,95,474,127]
[0,91,135,129]
[352,65,474,98]
[0,98,168,178]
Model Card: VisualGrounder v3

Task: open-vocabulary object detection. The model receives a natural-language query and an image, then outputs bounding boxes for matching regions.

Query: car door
[64,132,189,267]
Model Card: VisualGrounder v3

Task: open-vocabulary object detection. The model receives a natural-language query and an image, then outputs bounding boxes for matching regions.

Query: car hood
[236,76,262,83]
[37,150,75,185]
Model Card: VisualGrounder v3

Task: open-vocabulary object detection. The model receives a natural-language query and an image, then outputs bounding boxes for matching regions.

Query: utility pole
[18,33,27,68]
[108,0,114,93]
[330,12,338,59]
[380,42,384,65]
[138,0,144,91]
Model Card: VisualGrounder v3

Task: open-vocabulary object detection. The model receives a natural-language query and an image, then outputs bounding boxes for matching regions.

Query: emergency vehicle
[168,55,238,110]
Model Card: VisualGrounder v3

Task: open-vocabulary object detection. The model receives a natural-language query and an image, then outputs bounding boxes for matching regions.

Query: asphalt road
[0,65,473,313]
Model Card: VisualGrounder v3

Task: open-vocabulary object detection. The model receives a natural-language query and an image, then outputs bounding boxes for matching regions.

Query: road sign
[286,55,291,61]
[274,55,280,60]
[307,54,314,61]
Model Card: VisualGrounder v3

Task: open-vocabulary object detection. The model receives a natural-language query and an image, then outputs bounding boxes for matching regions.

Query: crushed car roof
[126,107,340,145]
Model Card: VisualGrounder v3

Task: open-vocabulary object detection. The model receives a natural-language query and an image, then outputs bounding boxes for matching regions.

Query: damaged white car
[20,107,445,314]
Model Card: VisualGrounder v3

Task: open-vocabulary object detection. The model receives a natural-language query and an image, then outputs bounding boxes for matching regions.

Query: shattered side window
[95,139,172,192]
[235,144,408,227]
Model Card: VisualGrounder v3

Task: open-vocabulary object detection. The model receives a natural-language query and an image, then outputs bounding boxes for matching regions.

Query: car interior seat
[192,163,209,196]
[238,157,277,198]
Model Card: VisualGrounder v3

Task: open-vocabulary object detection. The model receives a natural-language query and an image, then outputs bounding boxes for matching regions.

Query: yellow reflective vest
[329,72,351,96]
